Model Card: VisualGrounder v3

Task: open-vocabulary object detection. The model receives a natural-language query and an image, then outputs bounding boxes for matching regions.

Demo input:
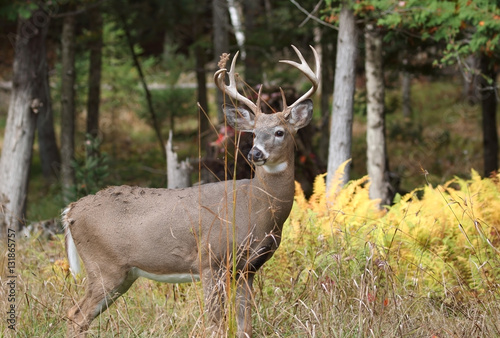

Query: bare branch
[289,0,338,30]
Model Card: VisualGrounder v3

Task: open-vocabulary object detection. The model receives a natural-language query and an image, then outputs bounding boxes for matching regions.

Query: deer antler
[279,45,320,110]
[214,51,259,114]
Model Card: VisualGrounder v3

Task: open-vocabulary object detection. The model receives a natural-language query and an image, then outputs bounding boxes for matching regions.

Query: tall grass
[1,168,499,336]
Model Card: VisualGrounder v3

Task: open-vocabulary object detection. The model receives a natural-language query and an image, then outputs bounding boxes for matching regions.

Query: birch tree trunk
[166,131,191,189]
[326,2,358,191]
[365,24,391,207]
[0,9,49,235]
[60,14,77,204]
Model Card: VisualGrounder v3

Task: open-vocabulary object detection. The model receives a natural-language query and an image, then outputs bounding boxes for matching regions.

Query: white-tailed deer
[64,45,319,337]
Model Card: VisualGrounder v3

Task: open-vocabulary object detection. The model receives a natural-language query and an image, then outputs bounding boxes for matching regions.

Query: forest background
[0,0,499,336]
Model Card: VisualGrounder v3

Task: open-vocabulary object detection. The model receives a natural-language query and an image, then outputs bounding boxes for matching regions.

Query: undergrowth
[1,165,499,336]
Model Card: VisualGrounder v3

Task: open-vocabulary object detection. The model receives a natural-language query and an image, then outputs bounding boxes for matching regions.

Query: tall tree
[60,12,77,203]
[0,7,49,235]
[36,40,61,180]
[86,5,102,142]
[480,54,498,176]
[193,2,210,151]
[401,70,412,118]
[318,26,335,164]
[365,23,391,207]
[243,0,262,87]
[326,1,358,191]
[212,0,229,122]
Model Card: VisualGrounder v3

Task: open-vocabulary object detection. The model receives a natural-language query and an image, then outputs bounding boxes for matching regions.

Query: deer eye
[275,130,285,137]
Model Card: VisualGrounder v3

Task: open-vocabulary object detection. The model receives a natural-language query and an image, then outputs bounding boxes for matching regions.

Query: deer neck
[252,156,296,222]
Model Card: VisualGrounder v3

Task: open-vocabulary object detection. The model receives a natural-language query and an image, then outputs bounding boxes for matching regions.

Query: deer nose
[248,147,265,163]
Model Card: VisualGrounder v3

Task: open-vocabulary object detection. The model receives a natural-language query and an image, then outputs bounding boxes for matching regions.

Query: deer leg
[236,272,254,338]
[67,267,137,337]
[202,267,227,335]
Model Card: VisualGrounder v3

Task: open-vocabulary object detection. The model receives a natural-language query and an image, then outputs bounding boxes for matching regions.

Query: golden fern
[287,169,500,295]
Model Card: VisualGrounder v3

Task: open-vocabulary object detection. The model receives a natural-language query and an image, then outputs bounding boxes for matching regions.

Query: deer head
[214,45,320,173]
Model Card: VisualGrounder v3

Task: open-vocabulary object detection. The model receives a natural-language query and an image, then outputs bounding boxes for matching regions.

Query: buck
[63,45,319,337]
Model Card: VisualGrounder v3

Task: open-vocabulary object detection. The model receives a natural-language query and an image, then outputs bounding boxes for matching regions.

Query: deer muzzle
[248,147,266,165]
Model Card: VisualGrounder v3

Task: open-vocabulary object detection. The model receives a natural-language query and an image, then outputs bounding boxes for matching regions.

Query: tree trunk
[326,2,358,191]
[166,131,191,189]
[480,54,499,176]
[30,12,59,180]
[228,0,246,58]
[86,7,102,142]
[365,24,391,207]
[463,55,479,105]
[213,0,229,122]
[318,27,335,165]
[60,13,77,204]
[0,9,49,235]
[243,0,262,87]
[401,70,412,118]
[195,44,210,149]
[36,62,60,180]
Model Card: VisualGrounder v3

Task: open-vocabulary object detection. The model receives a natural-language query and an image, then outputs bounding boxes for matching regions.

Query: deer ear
[224,105,255,132]
[286,99,313,131]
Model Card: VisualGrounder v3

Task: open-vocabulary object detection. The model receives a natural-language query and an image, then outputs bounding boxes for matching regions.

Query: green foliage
[70,135,110,199]
[137,44,197,133]
[376,0,500,64]
[353,89,367,116]
[99,21,145,112]
[161,44,194,86]
[0,2,38,21]
[323,0,500,66]
[138,88,197,133]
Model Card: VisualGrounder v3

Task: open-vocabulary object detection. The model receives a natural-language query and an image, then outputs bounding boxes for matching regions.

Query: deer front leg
[236,272,254,338]
[202,268,227,335]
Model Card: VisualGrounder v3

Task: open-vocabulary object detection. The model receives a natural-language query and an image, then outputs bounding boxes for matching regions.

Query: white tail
[63,208,81,275]
[64,45,320,337]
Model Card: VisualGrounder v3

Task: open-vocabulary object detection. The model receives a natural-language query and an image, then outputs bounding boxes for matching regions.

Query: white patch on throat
[130,267,200,284]
[262,161,288,174]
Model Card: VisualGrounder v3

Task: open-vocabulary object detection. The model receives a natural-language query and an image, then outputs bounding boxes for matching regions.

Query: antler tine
[279,87,288,111]
[214,51,259,114]
[279,45,320,109]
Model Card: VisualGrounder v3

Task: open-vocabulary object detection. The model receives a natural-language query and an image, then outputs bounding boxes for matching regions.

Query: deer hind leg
[67,267,137,337]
